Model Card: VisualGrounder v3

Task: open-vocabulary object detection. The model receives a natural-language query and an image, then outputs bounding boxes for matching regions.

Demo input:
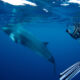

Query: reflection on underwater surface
[0,0,80,25]
[0,0,80,80]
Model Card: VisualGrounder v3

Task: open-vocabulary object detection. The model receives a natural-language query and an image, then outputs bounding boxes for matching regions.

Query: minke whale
[60,62,80,80]
[1,24,55,68]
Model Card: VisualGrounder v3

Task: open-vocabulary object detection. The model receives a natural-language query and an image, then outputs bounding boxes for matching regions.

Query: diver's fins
[60,62,80,80]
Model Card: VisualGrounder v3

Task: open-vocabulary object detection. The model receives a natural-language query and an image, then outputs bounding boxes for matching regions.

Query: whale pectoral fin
[43,42,48,46]
[60,62,80,80]
[9,33,18,43]
[9,33,15,42]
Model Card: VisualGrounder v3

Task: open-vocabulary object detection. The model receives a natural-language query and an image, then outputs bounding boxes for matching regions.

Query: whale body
[2,24,55,65]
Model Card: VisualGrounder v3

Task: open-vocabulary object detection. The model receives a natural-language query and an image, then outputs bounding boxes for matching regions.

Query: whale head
[1,26,13,35]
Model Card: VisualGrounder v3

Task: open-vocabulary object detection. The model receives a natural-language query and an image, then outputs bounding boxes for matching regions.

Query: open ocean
[0,0,80,80]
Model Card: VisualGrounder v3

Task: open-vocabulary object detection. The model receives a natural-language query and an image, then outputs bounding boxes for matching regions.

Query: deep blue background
[0,22,80,80]
[0,0,80,79]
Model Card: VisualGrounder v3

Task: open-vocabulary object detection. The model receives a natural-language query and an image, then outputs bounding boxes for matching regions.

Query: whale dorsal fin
[44,42,48,46]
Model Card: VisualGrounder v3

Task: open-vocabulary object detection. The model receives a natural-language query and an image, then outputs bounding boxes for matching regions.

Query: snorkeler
[60,62,80,80]
[66,23,80,39]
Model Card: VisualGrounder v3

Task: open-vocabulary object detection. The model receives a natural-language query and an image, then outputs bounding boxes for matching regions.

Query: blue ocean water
[0,0,80,80]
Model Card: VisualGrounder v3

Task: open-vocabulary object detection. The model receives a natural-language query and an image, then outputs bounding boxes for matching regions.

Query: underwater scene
[0,0,80,80]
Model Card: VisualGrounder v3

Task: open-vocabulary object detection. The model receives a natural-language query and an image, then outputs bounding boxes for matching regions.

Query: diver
[66,23,80,39]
